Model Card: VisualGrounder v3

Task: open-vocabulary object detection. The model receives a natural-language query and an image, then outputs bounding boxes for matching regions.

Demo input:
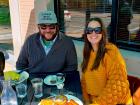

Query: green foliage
[0,6,11,25]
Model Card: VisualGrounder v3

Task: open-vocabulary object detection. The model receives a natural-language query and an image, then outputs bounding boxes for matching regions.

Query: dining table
[17,70,83,105]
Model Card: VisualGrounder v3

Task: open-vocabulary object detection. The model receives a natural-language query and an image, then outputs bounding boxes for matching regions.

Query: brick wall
[18,0,38,44]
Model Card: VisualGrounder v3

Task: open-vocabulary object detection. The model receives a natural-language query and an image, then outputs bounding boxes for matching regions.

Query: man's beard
[41,32,57,41]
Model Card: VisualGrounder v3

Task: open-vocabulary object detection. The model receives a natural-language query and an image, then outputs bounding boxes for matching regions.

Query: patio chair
[127,75,140,96]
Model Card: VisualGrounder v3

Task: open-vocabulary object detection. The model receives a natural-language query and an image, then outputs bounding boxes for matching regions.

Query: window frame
[55,0,140,52]
[111,0,140,52]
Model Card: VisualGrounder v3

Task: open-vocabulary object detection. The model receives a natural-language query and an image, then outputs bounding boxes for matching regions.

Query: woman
[81,17,132,105]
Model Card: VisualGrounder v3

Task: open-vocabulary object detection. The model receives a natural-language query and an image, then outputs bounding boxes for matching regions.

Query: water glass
[56,73,65,82]
[15,79,27,98]
[56,83,64,89]
[31,78,43,98]
[0,79,3,97]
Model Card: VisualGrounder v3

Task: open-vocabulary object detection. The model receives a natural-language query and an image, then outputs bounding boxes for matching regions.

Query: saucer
[44,75,65,86]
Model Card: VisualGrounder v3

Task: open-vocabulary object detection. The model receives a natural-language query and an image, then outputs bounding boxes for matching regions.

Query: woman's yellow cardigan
[81,43,132,105]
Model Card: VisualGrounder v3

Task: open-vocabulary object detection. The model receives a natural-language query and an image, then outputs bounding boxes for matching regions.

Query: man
[16,10,77,73]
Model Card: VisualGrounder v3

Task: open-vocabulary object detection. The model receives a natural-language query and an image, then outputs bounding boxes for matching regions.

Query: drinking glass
[31,78,43,98]
[15,79,27,98]
[56,73,65,83]
[56,73,65,95]
[0,77,3,97]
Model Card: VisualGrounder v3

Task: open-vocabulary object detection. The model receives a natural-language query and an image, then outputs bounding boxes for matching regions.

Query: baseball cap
[37,10,57,24]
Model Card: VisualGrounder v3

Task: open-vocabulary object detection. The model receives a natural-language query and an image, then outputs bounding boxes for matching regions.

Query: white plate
[44,75,65,86]
[65,95,83,105]
[38,95,83,105]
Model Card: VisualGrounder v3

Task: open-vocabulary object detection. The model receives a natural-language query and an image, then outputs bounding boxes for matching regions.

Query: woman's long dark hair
[0,51,5,76]
[81,17,107,72]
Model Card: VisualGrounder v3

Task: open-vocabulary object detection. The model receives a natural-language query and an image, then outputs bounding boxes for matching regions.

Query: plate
[44,75,65,86]
[65,95,83,105]
[38,95,83,105]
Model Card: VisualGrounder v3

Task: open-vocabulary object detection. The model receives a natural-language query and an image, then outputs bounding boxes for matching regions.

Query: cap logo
[42,15,52,21]
[37,11,57,24]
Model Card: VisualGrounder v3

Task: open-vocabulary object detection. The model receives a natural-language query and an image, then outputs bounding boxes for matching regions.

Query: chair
[127,75,140,96]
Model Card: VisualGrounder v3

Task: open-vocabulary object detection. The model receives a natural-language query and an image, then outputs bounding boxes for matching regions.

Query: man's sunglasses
[85,27,102,34]
[39,24,56,30]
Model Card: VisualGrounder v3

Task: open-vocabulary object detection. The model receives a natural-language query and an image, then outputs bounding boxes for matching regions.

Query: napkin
[4,71,20,80]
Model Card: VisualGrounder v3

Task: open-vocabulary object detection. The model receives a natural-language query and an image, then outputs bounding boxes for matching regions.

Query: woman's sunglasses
[85,27,102,34]
[39,24,56,30]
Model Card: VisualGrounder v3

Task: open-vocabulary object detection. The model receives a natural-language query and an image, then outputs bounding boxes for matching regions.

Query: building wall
[9,0,36,59]
[18,0,37,42]
[120,49,140,78]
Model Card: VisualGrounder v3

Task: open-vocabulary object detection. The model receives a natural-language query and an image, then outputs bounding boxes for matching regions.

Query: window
[116,0,140,51]
[56,0,112,38]
[56,0,140,52]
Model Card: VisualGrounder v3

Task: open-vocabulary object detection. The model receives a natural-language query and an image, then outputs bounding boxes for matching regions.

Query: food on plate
[40,99,54,105]
[49,75,57,84]
[39,95,80,105]
[67,99,79,105]
[50,79,57,84]
[55,95,68,105]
